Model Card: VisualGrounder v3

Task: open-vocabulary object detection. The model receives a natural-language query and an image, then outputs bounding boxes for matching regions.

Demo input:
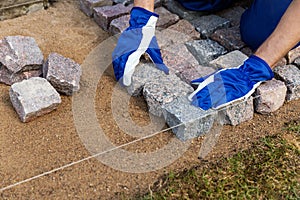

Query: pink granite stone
[79,0,113,17]
[168,19,200,39]
[287,46,300,64]
[155,7,179,29]
[109,14,130,35]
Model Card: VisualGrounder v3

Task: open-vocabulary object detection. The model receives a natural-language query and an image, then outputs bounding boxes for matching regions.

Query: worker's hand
[112,7,169,86]
[189,55,274,110]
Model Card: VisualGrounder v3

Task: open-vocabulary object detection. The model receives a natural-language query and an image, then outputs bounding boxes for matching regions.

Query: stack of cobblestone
[79,0,300,141]
[0,36,82,122]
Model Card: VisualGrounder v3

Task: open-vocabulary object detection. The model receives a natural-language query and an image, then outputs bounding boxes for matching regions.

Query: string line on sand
[0,83,296,192]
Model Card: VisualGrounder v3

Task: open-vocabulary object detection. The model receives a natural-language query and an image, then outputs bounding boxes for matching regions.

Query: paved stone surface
[210,26,246,51]
[156,29,193,49]
[191,15,230,38]
[185,39,227,65]
[209,50,248,69]
[9,77,61,122]
[0,36,43,73]
[221,97,254,126]
[168,19,200,39]
[126,62,165,96]
[217,6,245,27]
[94,4,131,31]
[43,53,82,95]
[79,0,113,17]
[0,65,42,85]
[143,73,193,117]
[155,7,179,29]
[109,14,130,35]
[162,97,216,141]
[163,0,206,22]
[287,46,300,64]
[274,65,300,101]
[178,65,215,84]
[254,79,287,114]
[294,57,300,67]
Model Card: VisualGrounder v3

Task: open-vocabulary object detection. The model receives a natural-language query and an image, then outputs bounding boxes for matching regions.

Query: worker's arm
[134,0,155,12]
[255,0,300,68]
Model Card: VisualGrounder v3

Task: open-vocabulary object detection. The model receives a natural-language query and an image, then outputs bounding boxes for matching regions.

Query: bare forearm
[255,0,300,68]
[134,0,155,12]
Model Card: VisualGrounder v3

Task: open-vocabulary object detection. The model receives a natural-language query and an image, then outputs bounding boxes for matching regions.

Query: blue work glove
[188,55,274,110]
[112,7,169,86]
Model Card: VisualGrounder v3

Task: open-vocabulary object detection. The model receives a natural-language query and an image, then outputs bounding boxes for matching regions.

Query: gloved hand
[189,55,274,110]
[112,7,169,86]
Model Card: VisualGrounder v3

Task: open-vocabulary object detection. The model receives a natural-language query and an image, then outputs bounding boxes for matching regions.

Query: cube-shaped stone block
[254,79,287,114]
[209,50,248,69]
[9,77,61,122]
[155,7,179,29]
[43,53,82,95]
[109,14,130,35]
[274,65,300,101]
[191,15,230,38]
[143,74,193,117]
[221,97,254,126]
[0,36,43,73]
[210,26,246,51]
[156,29,193,49]
[168,19,200,39]
[79,0,113,17]
[178,65,215,84]
[287,46,300,64]
[185,39,227,65]
[162,97,216,141]
[294,57,300,67]
[94,4,131,31]
[126,62,165,96]
[217,6,245,27]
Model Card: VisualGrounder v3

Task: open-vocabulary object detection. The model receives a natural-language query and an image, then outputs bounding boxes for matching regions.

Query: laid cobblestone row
[254,79,287,114]
[79,0,113,17]
[9,77,61,122]
[274,65,300,101]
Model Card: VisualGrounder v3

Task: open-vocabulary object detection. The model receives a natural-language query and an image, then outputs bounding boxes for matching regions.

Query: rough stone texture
[126,62,165,96]
[43,53,82,95]
[254,79,287,114]
[191,15,230,38]
[274,65,300,101]
[0,65,42,85]
[185,39,227,65]
[79,0,113,17]
[274,57,287,68]
[163,0,207,22]
[178,65,215,84]
[0,36,43,73]
[168,19,200,39]
[287,46,300,64]
[162,97,216,141]
[112,0,132,6]
[109,14,130,35]
[294,57,300,67]
[210,26,246,51]
[93,4,131,31]
[9,77,61,122]
[209,50,248,69]
[240,47,253,57]
[143,74,193,117]
[217,6,245,27]
[221,97,254,126]
[156,29,193,49]
[155,7,179,29]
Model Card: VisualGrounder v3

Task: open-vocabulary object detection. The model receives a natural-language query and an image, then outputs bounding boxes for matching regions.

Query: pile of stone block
[79,0,300,141]
[0,36,82,122]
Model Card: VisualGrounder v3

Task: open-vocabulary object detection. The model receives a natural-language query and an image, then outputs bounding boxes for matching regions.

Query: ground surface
[0,1,299,199]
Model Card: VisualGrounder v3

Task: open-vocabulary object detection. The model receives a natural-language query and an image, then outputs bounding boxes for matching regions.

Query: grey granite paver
[155,7,179,29]
[217,6,245,27]
[162,97,216,141]
[94,4,131,31]
[274,65,300,101]
[79,0,113,17]
[294,57,300,67]
[209,50,248,69]
[191,15,230,38]
[185,39,227,65]
[287,46,300,64]
[9,77,61,122]
[254,79,287,114]
[43,53,82,95]
[143,74,193,117]
[210,26,246,51]
[109,14,130,35]
[156,29,193,49]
